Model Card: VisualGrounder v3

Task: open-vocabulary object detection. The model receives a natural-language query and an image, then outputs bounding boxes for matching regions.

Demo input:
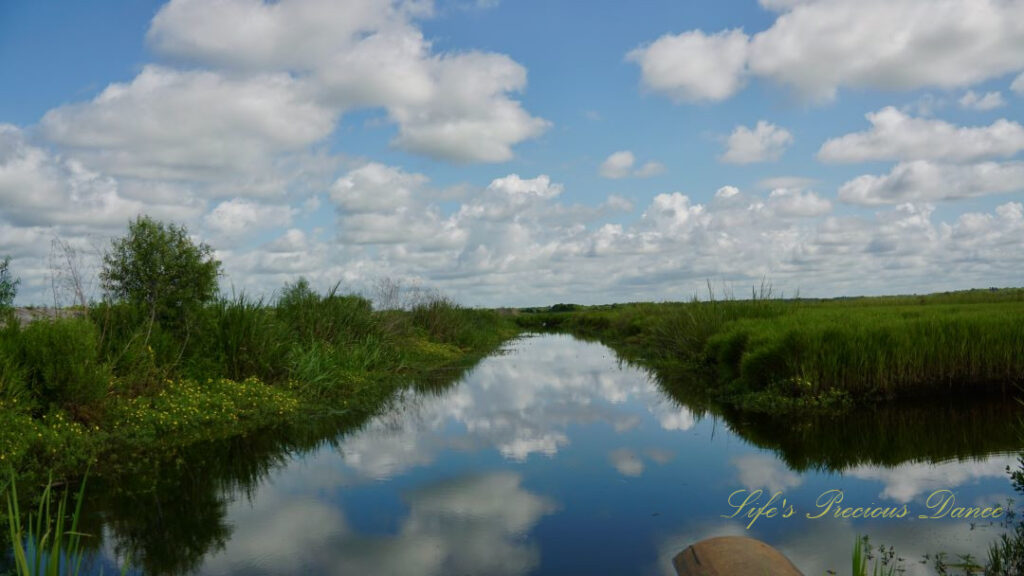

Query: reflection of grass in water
[719,396,1024,472]
[73,350,493,576]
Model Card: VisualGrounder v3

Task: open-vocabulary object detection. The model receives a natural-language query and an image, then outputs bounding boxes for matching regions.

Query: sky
[1,0,1023,307]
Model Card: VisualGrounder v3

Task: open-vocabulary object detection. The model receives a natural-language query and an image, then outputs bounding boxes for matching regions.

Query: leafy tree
[0,256,18,311]
[100,216,221,332]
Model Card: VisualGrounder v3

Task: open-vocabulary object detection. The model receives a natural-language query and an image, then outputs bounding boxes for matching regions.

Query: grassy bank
[0,283,517,481]
[515,288,1024,412]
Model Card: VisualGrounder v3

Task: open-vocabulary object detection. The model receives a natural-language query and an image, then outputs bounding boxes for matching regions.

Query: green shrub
[0,256,18,313]
[17,319,110,420]
[0,322,29,407]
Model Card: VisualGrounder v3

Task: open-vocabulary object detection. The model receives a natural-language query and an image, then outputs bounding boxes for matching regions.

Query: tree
[0,255,18,311]
[100,216,221,331]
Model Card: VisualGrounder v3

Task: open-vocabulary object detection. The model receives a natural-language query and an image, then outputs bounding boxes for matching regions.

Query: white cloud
[959,90,1006,111]
[598,151,665,179]
[388,52,550,163]
[609,449,645,477]
[201,470,557,576]
[602,194,634,212]
[146,0,547,164]
[483,173,562,200]
[750,0,1024,101]
[204,198,295,237]
[1013,72,1024,95]
[634,161,666,178]
[40,66,335,183]
[632,0,1024,102]
[715,185,740,199]
[847,456,1015,503]
[0,124,201,230]
[757,0,814,10]
[6,132,1024,309]
[627,29,749,103]
[818,107,1024,163]
[767,188,831,217]
[599,150,634,179]
[326,335,666,477]
[720,121,793,164]
[330,162,428,213]
[211,159,1024,308]
[641,192,708,237]
[148,0,397,71]
[838,160,1024,205]
[733,453,803,494]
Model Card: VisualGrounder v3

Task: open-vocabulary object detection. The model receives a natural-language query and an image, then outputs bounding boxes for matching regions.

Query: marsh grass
[852,535,901,576]
[706,303,1024,398]
[4,472,88,576]
[0,278,514,475]
[516,287,1024,410]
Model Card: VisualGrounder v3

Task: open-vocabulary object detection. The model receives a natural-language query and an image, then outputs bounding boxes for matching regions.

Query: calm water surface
[90,334,1022,575]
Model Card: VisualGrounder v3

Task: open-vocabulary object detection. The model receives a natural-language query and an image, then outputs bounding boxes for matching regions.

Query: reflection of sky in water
[190,334,1017,575]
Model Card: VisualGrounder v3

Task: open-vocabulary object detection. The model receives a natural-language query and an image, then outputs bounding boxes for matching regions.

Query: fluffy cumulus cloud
[631,0,1024,102]
[204,198,296,237]
[146,0,547,163]
[0,124,207,235]
[839,161,1024,205]
[0,0,557,302]
[819,107,1024,163]
[166,158,1024,306]
[330,162,427,213]
[627,29,749,103]
[40,66,336,184]
[720,121,793,164]
[767,188,831,217]
[4,0,1024,307]
[598,150,664,179]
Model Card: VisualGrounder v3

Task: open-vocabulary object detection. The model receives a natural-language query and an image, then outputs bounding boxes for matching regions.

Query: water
[87,334,1023,575]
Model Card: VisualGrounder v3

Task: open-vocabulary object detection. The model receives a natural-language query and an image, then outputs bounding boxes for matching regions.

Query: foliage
[4,471,89,576]
[852,535,898,576]
[516,287,1024,412]
[13,319,110,420]
[99,216,221,332]
[104,377,301,451]
[0,256,17,312]
[986,455,1024,574]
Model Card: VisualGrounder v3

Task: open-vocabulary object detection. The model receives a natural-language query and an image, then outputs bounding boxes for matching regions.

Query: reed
[0,279,515,476]
[4,471,88,576]
[515,287,1024,411]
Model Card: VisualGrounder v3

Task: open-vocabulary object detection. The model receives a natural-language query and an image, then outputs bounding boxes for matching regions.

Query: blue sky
[1,0,1023,306]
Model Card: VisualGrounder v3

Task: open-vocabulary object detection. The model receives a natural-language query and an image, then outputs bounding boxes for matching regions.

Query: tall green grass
[4,472,88,576]
[0,278,515,476]
[516,287,1024,410]
[705,304,1024,398]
